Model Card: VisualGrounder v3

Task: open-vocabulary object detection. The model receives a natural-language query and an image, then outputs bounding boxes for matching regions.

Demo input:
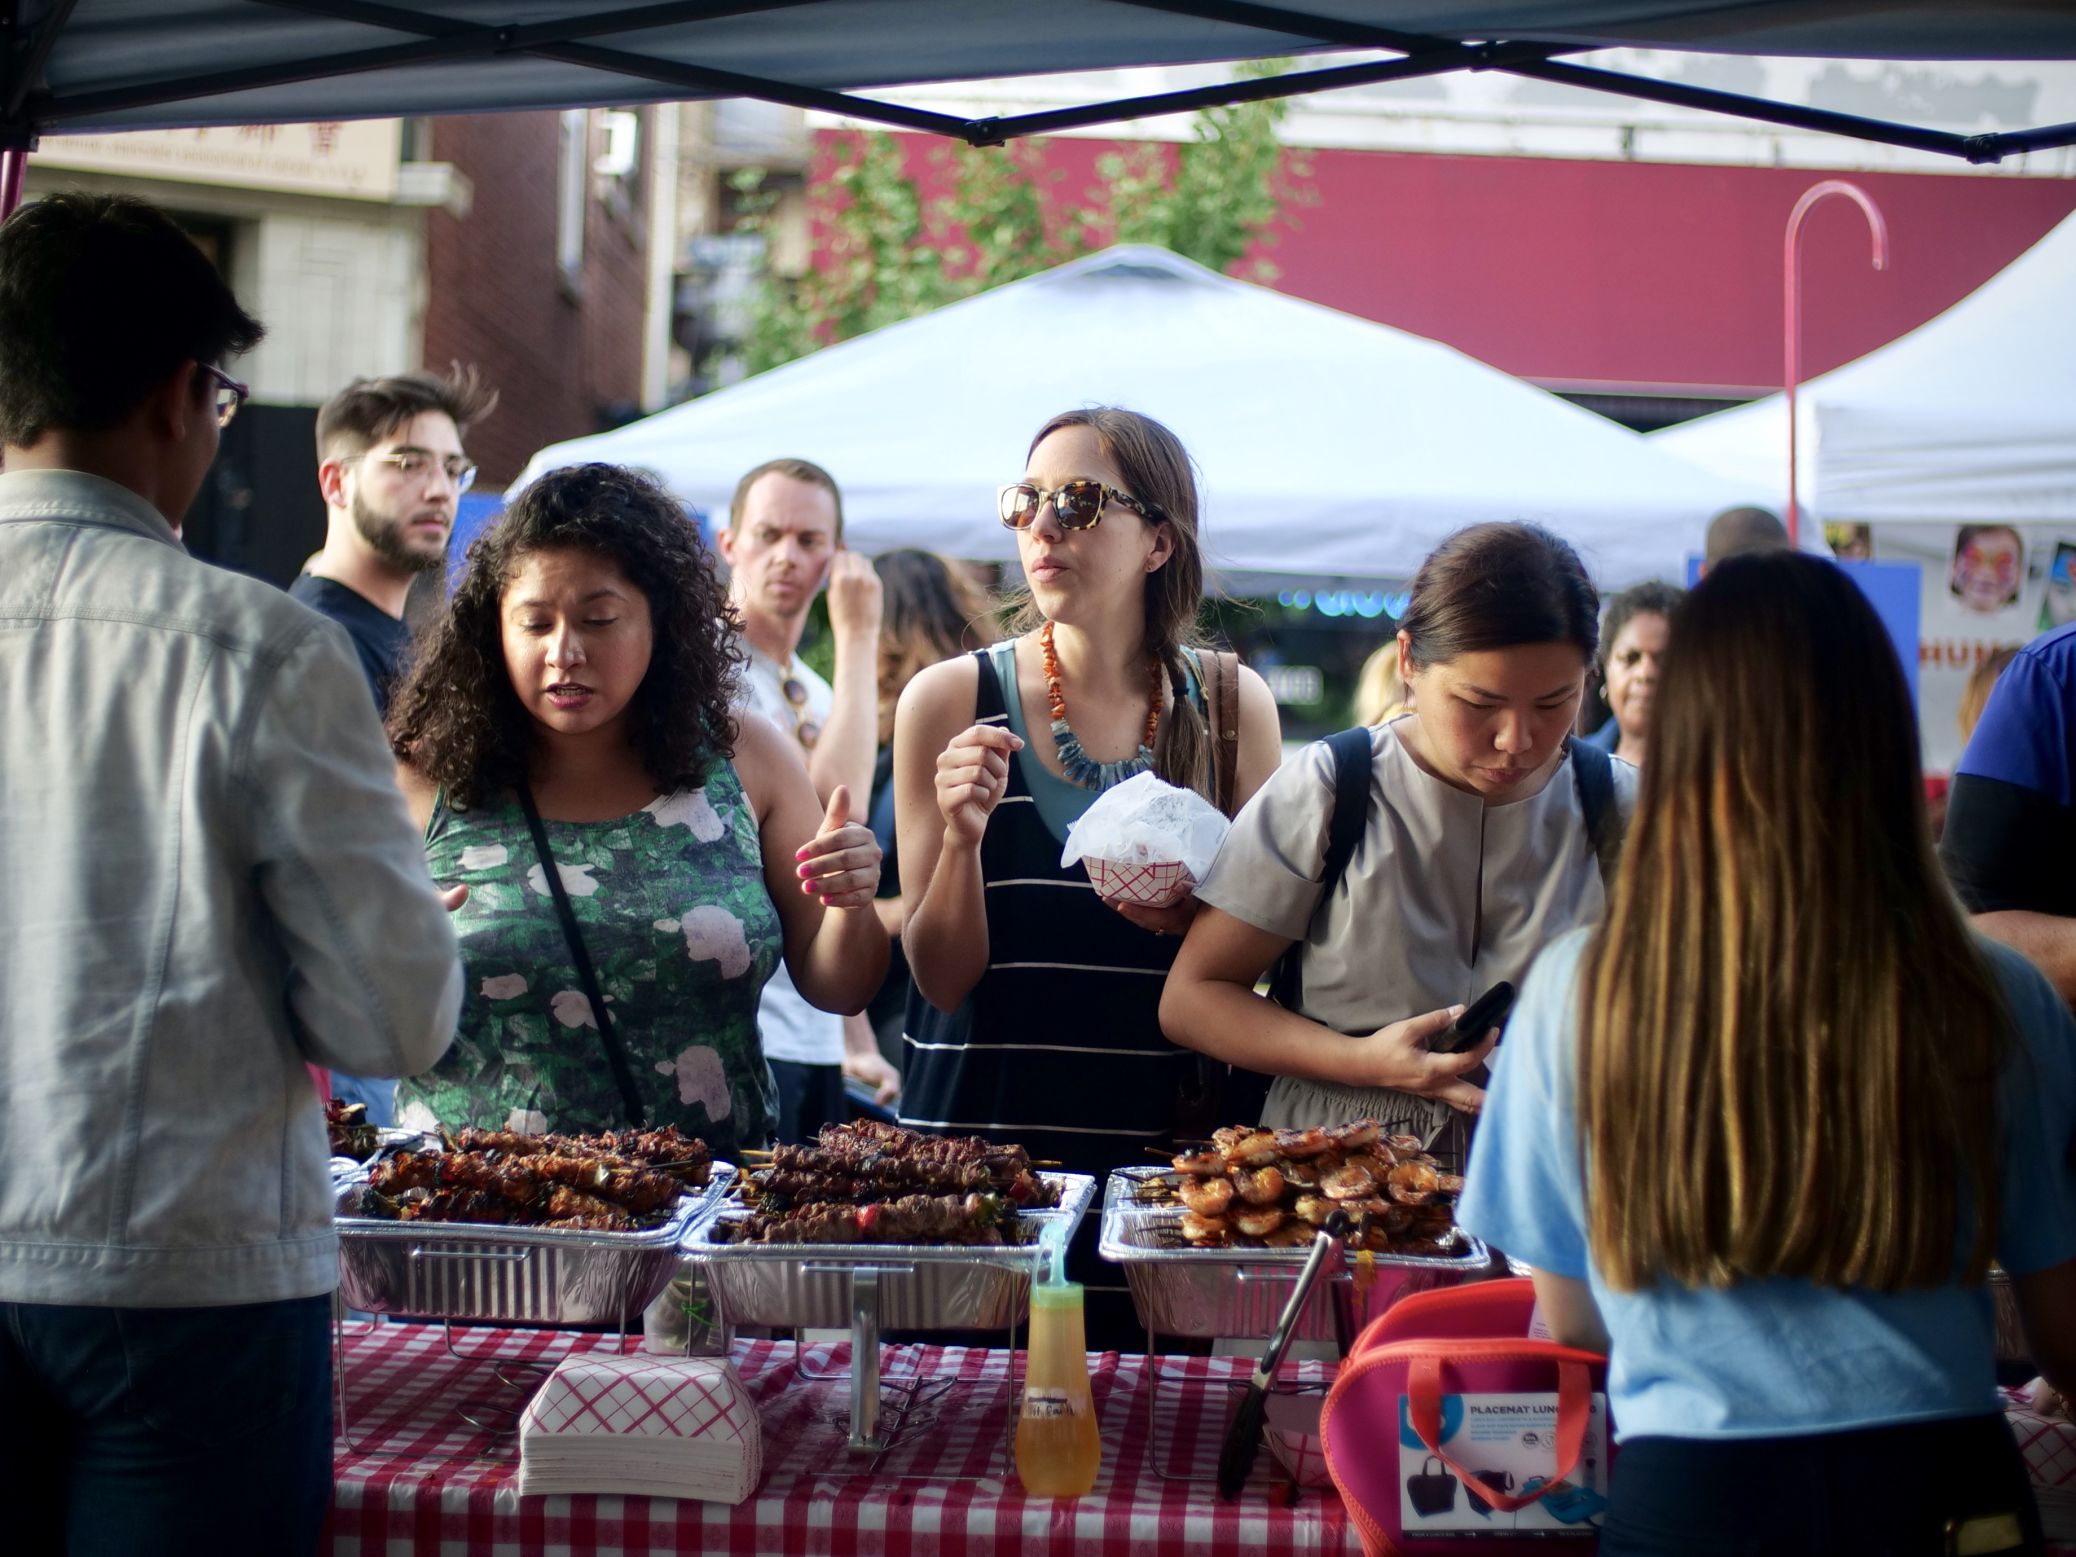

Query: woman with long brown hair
[1458,552,2076,1554]
[894,407,1280,1341]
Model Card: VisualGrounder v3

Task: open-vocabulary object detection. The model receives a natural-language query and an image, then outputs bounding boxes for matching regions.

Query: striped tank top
[898,643,1200,1178]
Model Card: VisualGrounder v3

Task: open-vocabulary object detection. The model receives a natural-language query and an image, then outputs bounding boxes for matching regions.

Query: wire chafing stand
[685,1171,1095,1469]
[1099,1165,1493,1481]
[329,1161,735,1456]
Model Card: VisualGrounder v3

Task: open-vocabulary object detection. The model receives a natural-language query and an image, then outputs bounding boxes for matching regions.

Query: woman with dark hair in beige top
[1162,523,1635,1159]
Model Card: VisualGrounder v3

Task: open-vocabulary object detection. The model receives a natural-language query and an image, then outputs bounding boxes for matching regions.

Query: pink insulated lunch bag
[1321,1279,1615,1557]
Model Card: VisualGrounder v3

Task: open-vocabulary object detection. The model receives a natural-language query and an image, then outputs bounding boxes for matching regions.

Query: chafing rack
[685,1171,1095,1453]
[1100,1165,1492,1479]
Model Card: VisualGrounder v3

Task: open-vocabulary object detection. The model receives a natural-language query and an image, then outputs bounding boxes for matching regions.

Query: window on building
[557,109,589,293]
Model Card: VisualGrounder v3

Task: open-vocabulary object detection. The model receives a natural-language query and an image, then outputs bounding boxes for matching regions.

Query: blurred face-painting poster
[1840,522,2074,770]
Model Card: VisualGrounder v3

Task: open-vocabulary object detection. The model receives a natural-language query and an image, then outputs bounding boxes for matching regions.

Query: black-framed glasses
[998,479,1162,532]
[200,363,249,429]
[781,675,821,750]
[342,448,478,496]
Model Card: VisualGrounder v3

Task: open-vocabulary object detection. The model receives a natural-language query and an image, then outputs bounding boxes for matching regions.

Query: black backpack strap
[1212,727,1373,1126]
[1566,735,1620,889]
[1265,726,1375,1018]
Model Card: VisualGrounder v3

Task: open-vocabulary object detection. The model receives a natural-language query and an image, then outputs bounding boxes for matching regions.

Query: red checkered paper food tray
[1083,856,1195,907]
[518,1352,761,1503]
[524,1353,755,1444]
[330,1323,1361,1556]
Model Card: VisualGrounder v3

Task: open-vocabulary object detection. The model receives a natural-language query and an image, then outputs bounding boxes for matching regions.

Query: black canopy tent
[8,1,2076,169]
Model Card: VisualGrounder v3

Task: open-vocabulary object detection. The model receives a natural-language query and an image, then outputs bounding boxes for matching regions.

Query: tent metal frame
[3,0,2075,159]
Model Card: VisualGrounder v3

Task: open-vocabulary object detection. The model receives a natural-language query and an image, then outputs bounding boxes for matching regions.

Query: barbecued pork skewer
[732,1191,1014,1246]
[759,1152,1059,1207]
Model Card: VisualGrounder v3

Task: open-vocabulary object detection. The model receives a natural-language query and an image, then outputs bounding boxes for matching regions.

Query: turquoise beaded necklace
[1041,619,1163,791]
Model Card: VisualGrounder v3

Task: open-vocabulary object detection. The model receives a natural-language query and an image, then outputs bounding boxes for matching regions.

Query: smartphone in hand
[1430,980,1517,1055]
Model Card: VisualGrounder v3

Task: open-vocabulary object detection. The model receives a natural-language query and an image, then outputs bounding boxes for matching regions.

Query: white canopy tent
[1655,211,2076,768]
[1653,210,2076,526]
[518,245,1759,592]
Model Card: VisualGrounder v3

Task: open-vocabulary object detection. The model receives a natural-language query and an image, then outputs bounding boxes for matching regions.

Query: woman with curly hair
[387,464,887,1157]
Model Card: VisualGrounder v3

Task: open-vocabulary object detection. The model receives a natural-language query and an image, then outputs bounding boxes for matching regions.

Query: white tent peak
[1654,210,2076,523]
[519,243,1761,589]
[1032,245,1226,286]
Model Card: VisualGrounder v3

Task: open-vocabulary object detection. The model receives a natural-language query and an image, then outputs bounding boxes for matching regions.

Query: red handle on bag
[1406,1351,1592,1515]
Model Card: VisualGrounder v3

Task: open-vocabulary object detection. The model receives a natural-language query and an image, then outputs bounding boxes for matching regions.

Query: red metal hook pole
[1784,180,1889,546]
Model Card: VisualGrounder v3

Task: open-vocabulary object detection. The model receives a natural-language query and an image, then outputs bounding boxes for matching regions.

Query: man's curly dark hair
[388,463,741,808]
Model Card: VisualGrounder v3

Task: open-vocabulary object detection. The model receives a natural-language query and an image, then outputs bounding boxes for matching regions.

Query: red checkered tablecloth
[330,1323,1357,1556]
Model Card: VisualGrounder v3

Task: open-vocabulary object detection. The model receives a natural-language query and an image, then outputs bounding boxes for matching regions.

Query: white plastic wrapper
[1059,770,1230,908]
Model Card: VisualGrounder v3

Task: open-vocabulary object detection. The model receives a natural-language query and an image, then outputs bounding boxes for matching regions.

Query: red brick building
[423,111,656,489]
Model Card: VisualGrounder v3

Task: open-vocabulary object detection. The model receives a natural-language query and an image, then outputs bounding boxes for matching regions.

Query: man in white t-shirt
[719,457,900,1141]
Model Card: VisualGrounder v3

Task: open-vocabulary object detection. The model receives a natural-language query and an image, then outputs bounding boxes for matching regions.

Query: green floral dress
[398,762,782,1157]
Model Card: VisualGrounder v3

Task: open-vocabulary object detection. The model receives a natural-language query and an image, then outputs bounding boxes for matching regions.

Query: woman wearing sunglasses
[893,408,1280,1342]
[1161,523,1632,1161]
[384,464,887,1159]
[1458,553,2076,1555]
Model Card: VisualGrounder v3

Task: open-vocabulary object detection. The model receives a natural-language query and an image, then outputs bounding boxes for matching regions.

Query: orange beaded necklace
[1040,619,1162,790]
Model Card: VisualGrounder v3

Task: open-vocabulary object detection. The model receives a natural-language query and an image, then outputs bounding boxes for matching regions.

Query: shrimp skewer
[1177,1175,1235,1216]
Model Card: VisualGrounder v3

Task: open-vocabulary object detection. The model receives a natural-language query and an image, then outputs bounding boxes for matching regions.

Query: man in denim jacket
[0,194,463,1553]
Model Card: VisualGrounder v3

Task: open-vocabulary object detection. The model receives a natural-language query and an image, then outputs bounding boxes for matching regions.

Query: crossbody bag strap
[517,782,649,1127]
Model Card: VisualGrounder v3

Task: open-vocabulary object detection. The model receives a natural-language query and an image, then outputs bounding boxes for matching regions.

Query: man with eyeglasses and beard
[294,367,495,1124]
[719,457,900,1140]
[294,366,499,717]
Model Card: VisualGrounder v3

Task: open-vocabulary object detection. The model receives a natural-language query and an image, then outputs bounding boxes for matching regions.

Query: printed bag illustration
[1406,1454,1458,1516]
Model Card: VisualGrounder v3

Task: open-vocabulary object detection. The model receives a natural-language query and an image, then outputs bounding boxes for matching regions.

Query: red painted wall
[848,130,2076,398]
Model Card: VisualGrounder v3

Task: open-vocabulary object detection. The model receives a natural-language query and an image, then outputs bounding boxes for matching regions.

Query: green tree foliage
[729,71,1313,377]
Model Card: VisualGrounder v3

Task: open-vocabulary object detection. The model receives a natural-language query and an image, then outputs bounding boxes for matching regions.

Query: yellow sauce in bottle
[1016,1281,1102,1497]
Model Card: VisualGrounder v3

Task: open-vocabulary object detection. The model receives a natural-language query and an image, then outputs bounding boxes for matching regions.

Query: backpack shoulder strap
[1318,725,1375,900]
[1566,735,1619,888]
[1209,650,1241,817]
[1268,726,1375,1011]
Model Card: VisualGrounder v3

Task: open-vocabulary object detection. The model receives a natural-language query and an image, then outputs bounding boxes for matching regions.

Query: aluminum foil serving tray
[329,1127,439,1187]
[687,1171,1095,1331]
[333,1161,734,1327]
[1099,1165,1490,1341]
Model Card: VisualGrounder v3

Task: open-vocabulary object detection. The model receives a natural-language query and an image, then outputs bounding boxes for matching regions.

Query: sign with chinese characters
[37,120,402,201]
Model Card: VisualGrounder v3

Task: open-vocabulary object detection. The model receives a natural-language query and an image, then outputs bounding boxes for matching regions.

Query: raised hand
[825,549,884,642]
[794,784,882,909]
[935,724,1023,850]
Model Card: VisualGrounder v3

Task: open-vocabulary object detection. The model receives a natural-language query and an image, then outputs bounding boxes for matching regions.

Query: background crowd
[3,190,2073,1557]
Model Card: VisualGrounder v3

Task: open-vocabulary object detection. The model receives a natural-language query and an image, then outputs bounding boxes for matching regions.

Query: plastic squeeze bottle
[1016,1229,1101,1497]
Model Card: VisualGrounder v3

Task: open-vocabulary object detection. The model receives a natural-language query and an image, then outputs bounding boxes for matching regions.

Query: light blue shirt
[1458,927,2076,1442]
